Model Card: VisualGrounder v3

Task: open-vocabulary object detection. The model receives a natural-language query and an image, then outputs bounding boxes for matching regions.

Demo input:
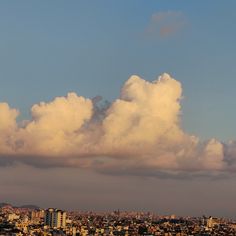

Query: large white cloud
[0,73,234,176]
[0,103,19,153]
[102,74,182,148]
[17,92,93,156]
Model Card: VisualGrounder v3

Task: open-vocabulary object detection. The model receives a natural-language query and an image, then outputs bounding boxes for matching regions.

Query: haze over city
[1,1,236,218]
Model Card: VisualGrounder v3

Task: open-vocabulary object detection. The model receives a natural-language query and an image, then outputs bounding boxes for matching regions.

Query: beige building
[44,208,66,229]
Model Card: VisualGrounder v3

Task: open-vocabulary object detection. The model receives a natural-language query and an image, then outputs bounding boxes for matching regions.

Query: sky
[1,1,236,217]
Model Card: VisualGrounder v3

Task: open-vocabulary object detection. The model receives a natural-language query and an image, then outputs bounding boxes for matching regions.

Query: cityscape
[1,203,236,236]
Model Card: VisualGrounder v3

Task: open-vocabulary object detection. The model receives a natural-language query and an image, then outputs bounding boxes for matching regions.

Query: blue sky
[0,1,236,141]
[1,1,236,217]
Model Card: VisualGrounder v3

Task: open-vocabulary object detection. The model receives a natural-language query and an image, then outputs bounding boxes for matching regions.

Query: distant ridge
[0,202,40,210]
[19,204,40,210]
[0,202,11,208]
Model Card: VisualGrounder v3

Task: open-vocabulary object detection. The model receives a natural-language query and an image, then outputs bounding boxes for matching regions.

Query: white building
[7,213,20,222]
[44,208,66,228]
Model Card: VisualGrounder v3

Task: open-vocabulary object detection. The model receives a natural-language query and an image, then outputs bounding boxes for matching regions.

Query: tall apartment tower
[44,208,66,228]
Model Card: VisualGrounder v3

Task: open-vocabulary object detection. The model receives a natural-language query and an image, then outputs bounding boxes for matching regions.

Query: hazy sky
[1,1,236,218]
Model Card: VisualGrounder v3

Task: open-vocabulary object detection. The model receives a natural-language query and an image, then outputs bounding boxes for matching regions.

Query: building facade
[44,208,66,228]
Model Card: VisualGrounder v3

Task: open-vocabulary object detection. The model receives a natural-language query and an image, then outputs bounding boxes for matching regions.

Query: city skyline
[1,1,236,218]
[2,204,235,235]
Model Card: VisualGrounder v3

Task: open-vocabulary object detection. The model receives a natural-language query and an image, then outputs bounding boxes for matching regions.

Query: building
[7,213,20,222]
[44,208,66,229]
[31,209,44,224]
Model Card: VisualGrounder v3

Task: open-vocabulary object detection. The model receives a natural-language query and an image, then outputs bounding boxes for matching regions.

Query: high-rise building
[44,208,66,229]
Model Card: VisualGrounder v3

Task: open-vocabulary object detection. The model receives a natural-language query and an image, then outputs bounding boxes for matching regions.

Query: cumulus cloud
[0,73,236,177]
[0,103,19,153]
[146,11,187,38]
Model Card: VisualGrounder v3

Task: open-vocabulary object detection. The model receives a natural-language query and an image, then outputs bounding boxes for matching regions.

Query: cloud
[0,73,236,178]
[0,103,19,153]
[146,11,187,38]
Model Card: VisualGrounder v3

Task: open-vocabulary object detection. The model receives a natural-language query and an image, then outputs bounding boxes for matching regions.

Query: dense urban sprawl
[1,203,236,235]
